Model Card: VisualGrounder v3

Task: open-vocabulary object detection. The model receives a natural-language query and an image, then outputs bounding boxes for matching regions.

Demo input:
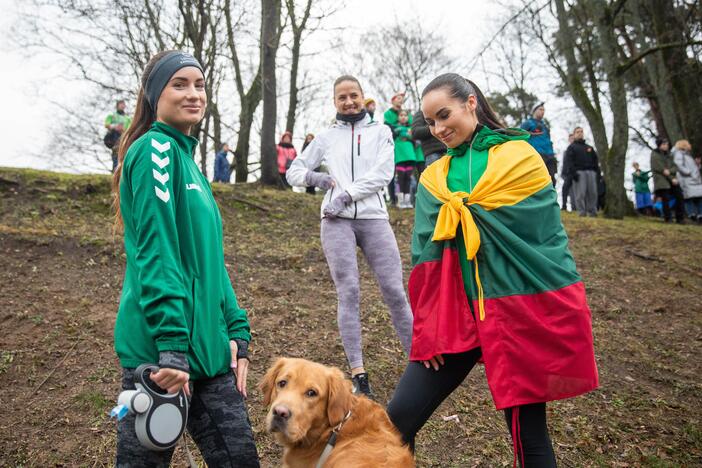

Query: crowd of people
[104,90,702,225]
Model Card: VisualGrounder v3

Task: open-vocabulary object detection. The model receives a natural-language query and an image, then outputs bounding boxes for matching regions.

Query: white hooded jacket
[287,114,394,219]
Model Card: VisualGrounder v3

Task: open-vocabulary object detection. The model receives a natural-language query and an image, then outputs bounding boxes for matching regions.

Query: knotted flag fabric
[408,136,598,410]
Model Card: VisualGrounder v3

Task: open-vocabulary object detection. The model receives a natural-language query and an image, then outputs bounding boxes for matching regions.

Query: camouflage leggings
[116,369,259,467]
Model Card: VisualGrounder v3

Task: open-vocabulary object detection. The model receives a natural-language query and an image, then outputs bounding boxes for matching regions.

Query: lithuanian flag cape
[408,138,599,410]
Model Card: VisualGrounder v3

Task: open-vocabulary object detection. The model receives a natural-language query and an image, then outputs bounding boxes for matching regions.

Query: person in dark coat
[412,109,446,168]
[560,133,575,210]
[563,127,601,217]
[213,143,231,183]
[650,137,685,223]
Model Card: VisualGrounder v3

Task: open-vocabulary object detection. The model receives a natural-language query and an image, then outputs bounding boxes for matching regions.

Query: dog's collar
[315,410,352,468]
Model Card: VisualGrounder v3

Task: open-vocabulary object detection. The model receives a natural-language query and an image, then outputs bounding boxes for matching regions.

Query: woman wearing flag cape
[387,74,598,467]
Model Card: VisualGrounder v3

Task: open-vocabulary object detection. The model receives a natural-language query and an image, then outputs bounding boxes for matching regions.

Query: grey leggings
[321,217,414,369]
[116,369,259,467]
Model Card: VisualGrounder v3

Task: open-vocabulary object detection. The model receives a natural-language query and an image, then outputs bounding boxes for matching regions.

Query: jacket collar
[152,121,199,156]
[447,124,530,156]
[333,113,374,128]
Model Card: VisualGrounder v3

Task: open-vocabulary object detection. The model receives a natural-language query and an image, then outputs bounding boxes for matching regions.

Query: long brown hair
[421,73,504,130]
[112,50,175,231]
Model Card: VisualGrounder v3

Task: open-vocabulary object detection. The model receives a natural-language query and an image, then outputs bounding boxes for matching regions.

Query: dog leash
[315,410,352,468]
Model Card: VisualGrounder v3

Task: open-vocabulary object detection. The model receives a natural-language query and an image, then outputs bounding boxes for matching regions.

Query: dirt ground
[0,167,700,467]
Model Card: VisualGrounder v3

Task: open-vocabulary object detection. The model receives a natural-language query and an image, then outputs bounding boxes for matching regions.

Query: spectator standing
[393,109,417,209]
[564,127,601,217]
[276,131,297,188]
[105,100,132,173]
[560,133,575,210]
[384,92,410,131]
[364,98,377,122]
[632,162,653,215]
[672,140,702,222]
[651,138,685,223]
[521,102,557,186]
[213,143,231,183]
[412,109,447,167]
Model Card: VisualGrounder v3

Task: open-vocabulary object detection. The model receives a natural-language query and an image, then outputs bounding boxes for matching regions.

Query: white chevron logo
[152,153,170,169]
[152,169,169,186]
[154,186,170,203]
[151,139,171,153]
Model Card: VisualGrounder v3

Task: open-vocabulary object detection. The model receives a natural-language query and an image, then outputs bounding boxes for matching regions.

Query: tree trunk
[285,32,301,134]
[234,99,258,183]
[554,0,609,160]
[593,0,628,219]
[285,0,316,135]
[224,0,263,183]
[260,0,281,186]
[199,114,210,176]
[211,101,222,158]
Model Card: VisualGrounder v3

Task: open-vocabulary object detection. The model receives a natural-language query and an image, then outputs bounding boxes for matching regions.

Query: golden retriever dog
[260,358,414,468]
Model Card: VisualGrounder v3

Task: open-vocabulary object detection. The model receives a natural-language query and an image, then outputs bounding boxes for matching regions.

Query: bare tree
[224,0,264,182]
[356,19,453,111]
[259,0,282,186]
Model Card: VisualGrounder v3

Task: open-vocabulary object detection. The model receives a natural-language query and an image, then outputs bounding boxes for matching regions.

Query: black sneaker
[351,373,374,398]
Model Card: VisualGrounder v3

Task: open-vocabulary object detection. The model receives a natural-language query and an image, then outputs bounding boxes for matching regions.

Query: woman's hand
[230,340,250,399]
[422,354,445,371]
[150,368,191,396]
[305,171,335,190]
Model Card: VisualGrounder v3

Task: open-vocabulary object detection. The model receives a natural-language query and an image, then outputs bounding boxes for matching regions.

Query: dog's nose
[273,405,291,420]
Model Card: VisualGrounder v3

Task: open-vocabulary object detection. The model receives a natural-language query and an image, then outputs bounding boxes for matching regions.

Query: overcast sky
[0,0,648,178]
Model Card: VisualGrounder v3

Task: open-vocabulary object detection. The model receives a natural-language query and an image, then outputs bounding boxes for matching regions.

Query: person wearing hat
[651,137,685,223]
[111,50,259,466]
[521,102,557,186]
[384,92,412,132]
[364,98,377,121]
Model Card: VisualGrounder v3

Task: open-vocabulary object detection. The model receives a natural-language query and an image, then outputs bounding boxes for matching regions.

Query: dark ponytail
[421,73,504,130]
[112,50,175,231]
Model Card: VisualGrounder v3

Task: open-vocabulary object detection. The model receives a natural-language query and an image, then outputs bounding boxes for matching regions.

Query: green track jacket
[115,121,251,379]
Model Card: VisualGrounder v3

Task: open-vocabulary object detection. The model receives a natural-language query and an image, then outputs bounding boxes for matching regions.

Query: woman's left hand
[230,340,250,398]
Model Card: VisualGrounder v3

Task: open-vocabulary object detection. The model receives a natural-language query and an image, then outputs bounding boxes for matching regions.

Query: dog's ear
[326,368,354,426]
[259,358,287,406]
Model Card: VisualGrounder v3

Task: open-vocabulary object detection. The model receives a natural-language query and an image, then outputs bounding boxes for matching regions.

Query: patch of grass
[0,350,15,374]
[74,390,111,416]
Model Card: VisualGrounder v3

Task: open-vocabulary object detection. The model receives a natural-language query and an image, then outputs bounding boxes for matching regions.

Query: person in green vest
[632,162,653,215]
[111,50,259,466]
[387,73,598,467]
[105,100,132,173]
[393,109,417,208]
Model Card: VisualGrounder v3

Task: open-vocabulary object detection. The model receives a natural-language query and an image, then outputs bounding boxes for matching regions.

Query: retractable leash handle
[111,363,189,451]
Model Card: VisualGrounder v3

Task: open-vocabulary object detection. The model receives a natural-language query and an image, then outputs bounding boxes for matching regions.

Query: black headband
[145,51,204,114]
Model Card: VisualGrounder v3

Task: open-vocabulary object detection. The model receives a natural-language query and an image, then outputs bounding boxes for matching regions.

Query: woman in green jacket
[112,50,259,466]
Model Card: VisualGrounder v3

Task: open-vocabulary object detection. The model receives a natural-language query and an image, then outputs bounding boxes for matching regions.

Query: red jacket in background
[277,144,297,174]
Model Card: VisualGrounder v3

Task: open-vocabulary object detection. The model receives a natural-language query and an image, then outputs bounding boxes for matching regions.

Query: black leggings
[116,369,260,467]
[655,187,685,222]
[387,349,556,467]
[396,164,414,193]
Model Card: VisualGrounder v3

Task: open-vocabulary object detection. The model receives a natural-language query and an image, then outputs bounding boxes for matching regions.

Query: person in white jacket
[287,75,414,397]
[672,139,702,222]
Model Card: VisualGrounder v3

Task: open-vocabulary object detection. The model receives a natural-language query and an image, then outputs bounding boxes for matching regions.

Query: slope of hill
[1,167,700,467]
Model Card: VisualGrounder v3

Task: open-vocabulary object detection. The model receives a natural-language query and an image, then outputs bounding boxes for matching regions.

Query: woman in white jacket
[287,75,413,397]
[672,139,702,222]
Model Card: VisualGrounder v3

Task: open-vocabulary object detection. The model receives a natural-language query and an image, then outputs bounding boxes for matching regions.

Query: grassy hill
[1,167,701,467]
